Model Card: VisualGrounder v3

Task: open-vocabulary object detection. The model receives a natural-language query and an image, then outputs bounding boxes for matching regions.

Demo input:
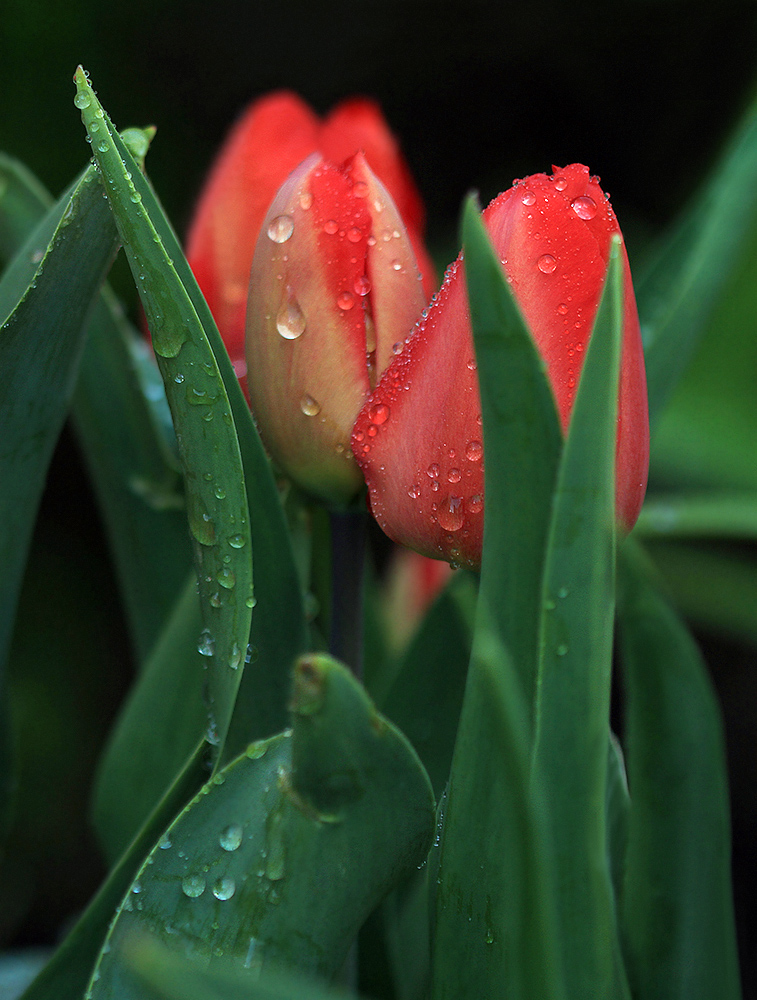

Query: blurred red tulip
[185,92,435,386]
[352,164,649,569]
[245,152,426,503]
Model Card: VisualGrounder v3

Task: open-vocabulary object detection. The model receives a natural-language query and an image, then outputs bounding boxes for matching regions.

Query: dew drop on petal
[391,259,402,271]
[557,302,568,315]
[467,494,483,514]
[182,874,206,898]
[267,215,294,243]
[427,463,440,479]
[299,191,313,210]
[437,495,464,532]
[466,358,477,371]
[554,176,568,192]
[368,403,390,425]
[324,219,339,235]
[448,468,461,484]
[520,189,536,206]
[300,394,321,417]
[571,195,597,220]
[392,341,404,355]
[276,297,306,339]
[337,291,355,311]
[353,180,368,198]
[465,440,483,462]
[212,877,236,901]
[537,254,557,274]
[347,226,363,243]
[354,275,371,296]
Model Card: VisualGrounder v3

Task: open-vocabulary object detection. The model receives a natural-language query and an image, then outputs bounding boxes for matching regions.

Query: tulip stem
[328,508,366,679]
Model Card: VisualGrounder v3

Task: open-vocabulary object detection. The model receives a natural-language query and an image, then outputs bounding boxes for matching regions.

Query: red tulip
[352,164,649,570]
[245,151,426,503]
[185,91,435,385]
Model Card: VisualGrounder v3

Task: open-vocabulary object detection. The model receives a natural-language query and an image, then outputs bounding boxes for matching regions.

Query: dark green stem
[328,508,366,679]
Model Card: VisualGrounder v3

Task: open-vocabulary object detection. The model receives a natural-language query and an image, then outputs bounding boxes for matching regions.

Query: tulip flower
[245,151,427,504]
[352,164,649,570]
[185,91,435,385]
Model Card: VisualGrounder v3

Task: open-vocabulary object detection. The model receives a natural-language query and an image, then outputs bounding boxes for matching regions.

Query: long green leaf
[432,625,562,1000]
[638,92,757,426]
[85,655,434,998]
[0,158,119,689]
[77,70,253,762]
[0,148,192,666]
[617,540,741,1000]
[531,239,625,999]
[462,196,562,717]
[75,69,307,764]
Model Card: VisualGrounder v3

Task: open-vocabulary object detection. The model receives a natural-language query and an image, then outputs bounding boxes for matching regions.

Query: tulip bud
[185,92,436,388]
[352,164,649,569]
[246,152,427,504]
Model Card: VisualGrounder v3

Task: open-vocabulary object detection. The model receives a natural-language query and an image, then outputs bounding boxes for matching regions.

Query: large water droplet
[465,440,483,462]
[368,403,390,425]
[182,874,206,898]
[217,567,236,590]
[354,275,371,297]
[346,226,363,243]
[276,295,306,339]
[467,494,483,514]
[74,91,91,109]
[297,393,321,418]
[557,302,568,316]
[229,533,246,549]
[337,291,355,311]
[323,219,339,235]
[537,254,557,274]
[267,215,294,243]
[448,468,461,484]
[212,877,236,900]
[198,629,215,657]
[220,824,243,852]
[427,463,440,479]
[437,495,464,532]
[229,642,242,670]
[520,189,536,206]
[554,176,568,192]
[571,195,597,220]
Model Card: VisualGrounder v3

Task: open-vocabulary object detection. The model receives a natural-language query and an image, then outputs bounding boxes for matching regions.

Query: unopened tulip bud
[246,152,426,504]
[352,164,649,569]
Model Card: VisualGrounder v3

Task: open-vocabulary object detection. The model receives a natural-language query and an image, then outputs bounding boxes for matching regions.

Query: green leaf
[76,70,307,765]
[462,196,562,716]
[617,540,741,1000]
[638,93,757,426]
[85,655,434,997]
[0,159,119,694]
[432,626,563,1000]
[530,239,625,999]
[93,575,208,864]
[381,569,477,799]
[123,934,361,1000]
[20,741,210,1000]
[77,70,252,762]
[0,145,191,666]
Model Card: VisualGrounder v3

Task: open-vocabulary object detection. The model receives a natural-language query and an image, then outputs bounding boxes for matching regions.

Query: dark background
[2,0,757,995]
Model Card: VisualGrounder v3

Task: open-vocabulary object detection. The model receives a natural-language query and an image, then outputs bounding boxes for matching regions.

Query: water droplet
[408,485,421,499]
[245,594,256,609]
[218,567,236,590]
[182,874,206,898]
[74,91,91,109]
[219,823,243,851]
[520,189,536,206]
[337,291,355,311]
[392,341,404,355]
[214,486,226,500]
[229,642,242,670]
[467,494,483,514]
[558,586,569,599]
[132,880,143,894]
[267,215,294,243]
[210,592,222,608]
[212,876,236,901]
[300,394,321,416]
[390,259,403,272]
[466,358,477,371]
[174,372,185,384]
[299,191,313,210]
[129,191,142,204]
[324,219,339,235]
[448,468,461,484]
[198,629,215,657]
[158,833,172,850]
[228,533,246,549]
[571,195,597,220]
[544,598,556,611]
[486,929,495,945]
[465,440,483,462]
[427,463,440,479]
[347,226,363,243]
[353,180,369,198]
[554,176,568,191]
[557,643,568,657]
[276,295,306,339]
[354,275,371,296]
[368,403,390,425]
[537,254,557,274]
[437,495,464,532]
[246,741,268,759]
[557,302,568,316]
